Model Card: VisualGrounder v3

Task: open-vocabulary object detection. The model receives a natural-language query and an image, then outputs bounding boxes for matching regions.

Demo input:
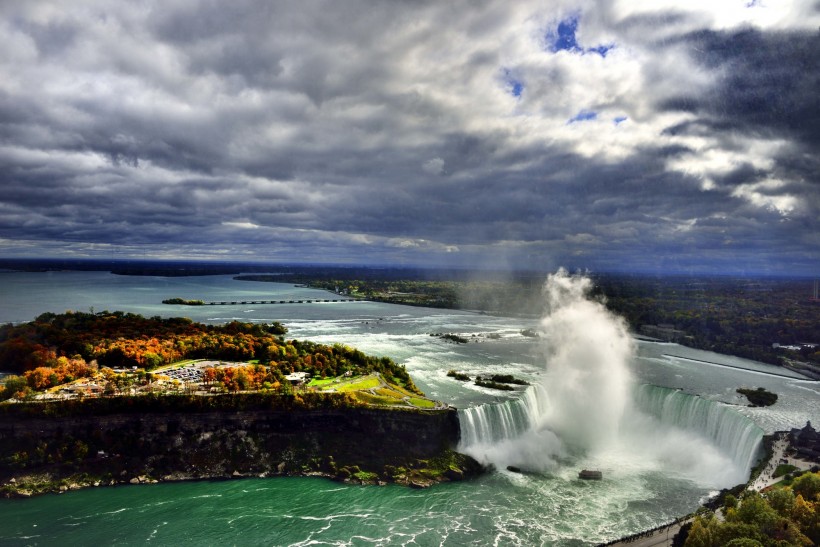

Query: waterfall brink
[632,384,764,474]
[458,385,550,447]
[457,385,563,472]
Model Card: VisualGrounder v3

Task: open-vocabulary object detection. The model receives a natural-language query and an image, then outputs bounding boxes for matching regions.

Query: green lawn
[350,392,398,406]
[374,387,405,399]
[307,377,336,388]
[336,376,381,392]
[408,397,437,409]
[773,464,798,478]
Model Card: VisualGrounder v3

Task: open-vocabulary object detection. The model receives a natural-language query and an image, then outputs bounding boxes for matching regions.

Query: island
[162,297,205,306]
[0,311,480,497]
[737,387,779,407]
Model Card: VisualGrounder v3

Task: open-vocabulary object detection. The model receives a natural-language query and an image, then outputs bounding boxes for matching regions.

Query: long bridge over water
[204,298,361,306]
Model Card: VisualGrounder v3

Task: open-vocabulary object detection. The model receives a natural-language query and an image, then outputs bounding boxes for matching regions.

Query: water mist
[458,269,761,487]
[538,269,634,452]
[459,269,633,470]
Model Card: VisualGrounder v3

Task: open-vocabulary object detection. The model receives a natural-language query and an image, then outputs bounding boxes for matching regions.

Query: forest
[0,311,418,401]
[684,471,820,546]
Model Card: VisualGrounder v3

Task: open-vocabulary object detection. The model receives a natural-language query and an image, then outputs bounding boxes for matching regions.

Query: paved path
[749,433,815,491]
[598,519,688,547]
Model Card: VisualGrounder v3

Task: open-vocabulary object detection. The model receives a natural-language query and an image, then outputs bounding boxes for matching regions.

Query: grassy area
[773,464,799,478]
[387,383,418,398]
[374,387,405,400]
[336,376,381,392]
[349,392,398,406]
[307,378,336,388]
[408,397,436,409]
[310,374,439,409]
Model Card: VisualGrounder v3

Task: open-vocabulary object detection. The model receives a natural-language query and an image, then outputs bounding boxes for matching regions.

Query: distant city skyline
[0,1,818,275]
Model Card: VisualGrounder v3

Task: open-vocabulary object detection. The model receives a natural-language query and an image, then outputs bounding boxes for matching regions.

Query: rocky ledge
[0,402,482,498]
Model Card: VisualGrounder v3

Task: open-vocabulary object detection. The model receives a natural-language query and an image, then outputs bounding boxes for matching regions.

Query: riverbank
[2,446,480,499]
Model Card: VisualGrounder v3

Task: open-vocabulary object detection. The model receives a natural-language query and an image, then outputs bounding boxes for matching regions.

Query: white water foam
[458,269,762,487]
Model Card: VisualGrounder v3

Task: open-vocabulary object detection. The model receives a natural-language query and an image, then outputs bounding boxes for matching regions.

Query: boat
[578,469,602,480]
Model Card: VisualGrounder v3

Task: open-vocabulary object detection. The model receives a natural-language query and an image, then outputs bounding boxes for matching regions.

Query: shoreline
[660,353,814,381]
[2,463,465,500]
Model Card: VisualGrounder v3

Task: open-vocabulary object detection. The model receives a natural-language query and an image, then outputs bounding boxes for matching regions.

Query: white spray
[460,269,633,470]
[459,269,759,486]
[538,269,634,452]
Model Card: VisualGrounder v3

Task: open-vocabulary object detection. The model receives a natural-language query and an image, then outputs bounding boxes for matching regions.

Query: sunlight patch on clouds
[666,135,788,191]
[388,238,459,253]
[222,221,261,230]
[565,233,601,245]
[607,0,820,31]
[731,179,799,216]
[422,157,445,176]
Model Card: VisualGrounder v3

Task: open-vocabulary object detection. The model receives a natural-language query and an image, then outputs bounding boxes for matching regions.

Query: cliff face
[0,406,474,494]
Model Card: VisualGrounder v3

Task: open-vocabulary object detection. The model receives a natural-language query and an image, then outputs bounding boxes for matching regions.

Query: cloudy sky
[1,1,818,274]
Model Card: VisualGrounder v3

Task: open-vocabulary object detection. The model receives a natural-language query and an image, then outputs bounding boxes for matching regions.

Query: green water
[0,472,704,546]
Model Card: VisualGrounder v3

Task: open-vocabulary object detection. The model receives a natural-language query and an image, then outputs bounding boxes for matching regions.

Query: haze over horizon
[1,1,818,275]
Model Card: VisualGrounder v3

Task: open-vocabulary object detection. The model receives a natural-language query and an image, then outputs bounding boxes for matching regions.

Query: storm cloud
[0,0,817,274]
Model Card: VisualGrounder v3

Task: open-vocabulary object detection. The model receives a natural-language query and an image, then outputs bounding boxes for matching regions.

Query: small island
[737,387,778,407]
[446,371,529,390]
[433,333,469,344]
[162,297,205,305]
[447,370,471,381]
[0,311,480,497]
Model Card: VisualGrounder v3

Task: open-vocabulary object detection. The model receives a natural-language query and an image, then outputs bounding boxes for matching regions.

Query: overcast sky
[1,1,818,275]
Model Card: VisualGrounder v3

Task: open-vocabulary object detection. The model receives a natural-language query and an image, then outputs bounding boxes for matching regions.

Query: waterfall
[458,383,764,480]
[458,385,550,447]
[455,271,764,483]
[631,384,764,474]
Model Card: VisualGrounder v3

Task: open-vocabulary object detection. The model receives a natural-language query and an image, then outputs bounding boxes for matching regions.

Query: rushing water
[1,270,818,546]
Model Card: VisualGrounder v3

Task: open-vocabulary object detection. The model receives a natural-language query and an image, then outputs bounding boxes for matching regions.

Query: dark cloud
[671,28,820,147]
[0,1,816,274]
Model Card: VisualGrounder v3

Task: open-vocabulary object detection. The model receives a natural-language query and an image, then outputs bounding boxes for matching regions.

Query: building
[789,421,820,461]
[284,371,310,386]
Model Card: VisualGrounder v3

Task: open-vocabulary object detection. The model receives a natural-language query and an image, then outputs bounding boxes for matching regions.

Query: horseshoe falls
[458,383,763,486]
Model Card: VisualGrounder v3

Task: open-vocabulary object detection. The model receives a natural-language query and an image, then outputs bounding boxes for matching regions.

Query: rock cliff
[0,400,479,496]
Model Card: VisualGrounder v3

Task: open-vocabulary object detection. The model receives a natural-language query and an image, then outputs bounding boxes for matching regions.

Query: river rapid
[1,270,819,546]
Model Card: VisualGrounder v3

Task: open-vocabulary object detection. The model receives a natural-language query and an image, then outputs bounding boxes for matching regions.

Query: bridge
[204,298,360,306]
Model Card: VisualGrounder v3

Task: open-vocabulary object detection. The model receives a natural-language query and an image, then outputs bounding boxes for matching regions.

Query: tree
[1,375,29,400]
[685,515,715,547]
[732,491,779,531]
[723,539,762,547]
[792,473,820,502]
